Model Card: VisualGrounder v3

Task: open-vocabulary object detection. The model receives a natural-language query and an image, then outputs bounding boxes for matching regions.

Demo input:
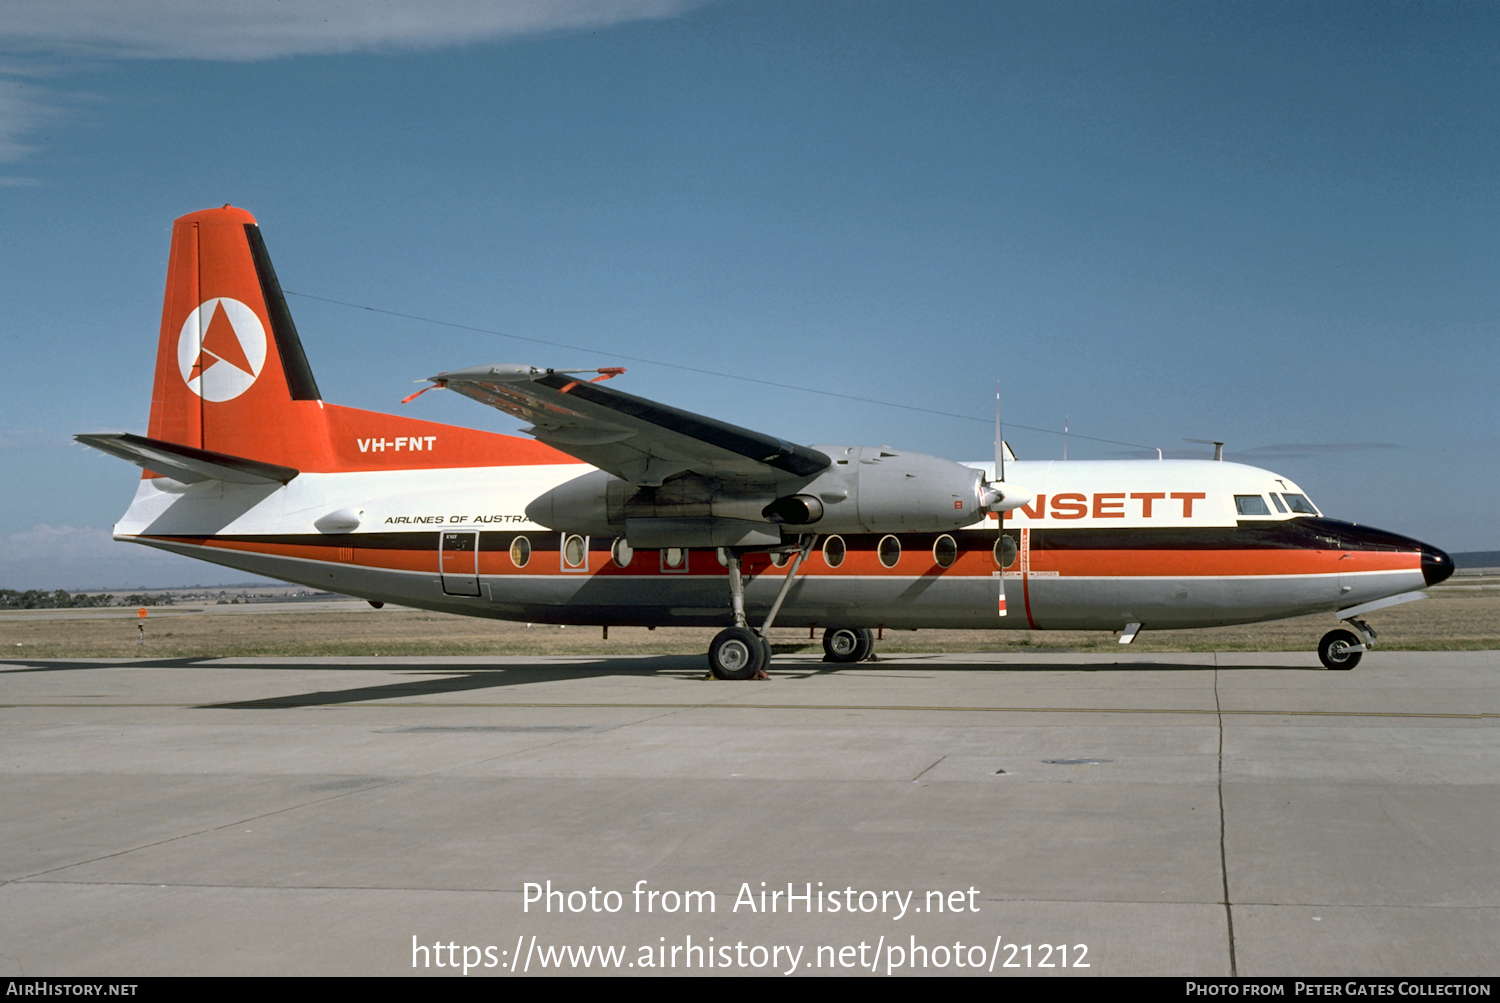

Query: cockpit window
[1235,495,1271,516]
[1269,493,1287,513]
[1280,493,1318,515]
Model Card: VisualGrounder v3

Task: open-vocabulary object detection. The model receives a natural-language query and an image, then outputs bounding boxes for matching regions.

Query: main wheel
[709,627,768,680]
[1318,629,1363,671]
[823,626,874,663]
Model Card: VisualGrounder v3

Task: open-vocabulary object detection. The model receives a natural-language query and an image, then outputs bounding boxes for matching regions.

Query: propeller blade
[995,382,1004,483]
[995,381,1007,616]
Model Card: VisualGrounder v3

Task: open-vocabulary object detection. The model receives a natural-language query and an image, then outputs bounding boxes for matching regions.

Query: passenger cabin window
[932,535,958,568]
[878,535,902,569]
[822,536,846,568]
[1280,493,1318,515]
[611,538,633,568]
[510,536,531,568]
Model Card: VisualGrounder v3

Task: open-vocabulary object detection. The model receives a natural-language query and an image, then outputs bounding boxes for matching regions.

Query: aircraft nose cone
[1420,543,1455,587]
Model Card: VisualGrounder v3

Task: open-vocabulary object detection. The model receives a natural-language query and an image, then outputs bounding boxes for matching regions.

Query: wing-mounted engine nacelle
[526,446,1004,545]
[799,445,994,533]
[525,469,780,540]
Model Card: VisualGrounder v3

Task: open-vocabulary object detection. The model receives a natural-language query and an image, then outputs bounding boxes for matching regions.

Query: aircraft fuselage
[114,455,1451,633]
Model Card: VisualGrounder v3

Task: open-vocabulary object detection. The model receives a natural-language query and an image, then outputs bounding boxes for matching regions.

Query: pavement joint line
[1214,655,1238,977]
[2,701,1493,719]
[20,879,1408,910]
[17,880,1491,912]
[4,776,412,885]
[411,703,711,779]
[15,703,740,866]
[910,755,947,782]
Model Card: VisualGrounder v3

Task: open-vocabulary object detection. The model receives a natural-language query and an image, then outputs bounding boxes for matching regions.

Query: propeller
[981,383,1034,618]
[995,385,1007,617]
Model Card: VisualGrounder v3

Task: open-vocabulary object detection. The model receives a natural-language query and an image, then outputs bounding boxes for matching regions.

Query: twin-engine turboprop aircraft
[79,207,1454,677]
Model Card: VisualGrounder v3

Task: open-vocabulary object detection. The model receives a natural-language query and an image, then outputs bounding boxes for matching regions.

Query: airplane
[77,206,1455,678]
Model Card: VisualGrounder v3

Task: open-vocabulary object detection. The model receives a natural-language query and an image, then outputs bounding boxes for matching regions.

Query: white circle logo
[176,298,267,402]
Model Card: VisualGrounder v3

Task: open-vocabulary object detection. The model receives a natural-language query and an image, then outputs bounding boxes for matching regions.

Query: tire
[823,626,874,663]
[709,627,767,680]
[1318,629,1363,671]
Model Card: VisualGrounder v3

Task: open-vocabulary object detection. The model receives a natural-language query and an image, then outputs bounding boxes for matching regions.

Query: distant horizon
[4,580,298,595]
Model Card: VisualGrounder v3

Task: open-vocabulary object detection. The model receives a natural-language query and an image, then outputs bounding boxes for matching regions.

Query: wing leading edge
[422,365,831,486]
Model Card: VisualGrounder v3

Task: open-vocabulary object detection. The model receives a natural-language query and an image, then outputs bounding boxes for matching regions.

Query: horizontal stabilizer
[76,432,299,485]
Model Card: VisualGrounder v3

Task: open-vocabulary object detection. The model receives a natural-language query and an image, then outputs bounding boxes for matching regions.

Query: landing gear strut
[706,537,816,680]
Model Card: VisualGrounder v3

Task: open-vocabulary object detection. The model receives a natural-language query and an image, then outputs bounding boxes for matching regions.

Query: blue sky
[1,1,1496,589]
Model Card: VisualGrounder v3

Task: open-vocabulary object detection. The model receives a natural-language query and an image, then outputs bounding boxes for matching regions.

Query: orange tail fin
[147,206,333,469]
[143,206,572,475]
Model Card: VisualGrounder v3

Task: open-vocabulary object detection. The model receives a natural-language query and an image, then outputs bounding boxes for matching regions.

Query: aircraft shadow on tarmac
[0,654,1315,712]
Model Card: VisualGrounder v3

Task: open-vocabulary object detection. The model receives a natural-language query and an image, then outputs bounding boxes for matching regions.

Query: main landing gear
[822,626,875,663]
[707,537,815,680]
[708,627,769,680]
[1318,617,1376,671]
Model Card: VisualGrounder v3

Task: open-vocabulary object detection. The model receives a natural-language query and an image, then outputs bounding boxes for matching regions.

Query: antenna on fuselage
[1184,438,1225,461]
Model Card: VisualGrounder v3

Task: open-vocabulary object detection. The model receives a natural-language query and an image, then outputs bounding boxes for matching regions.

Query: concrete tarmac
[1,650,1495,977]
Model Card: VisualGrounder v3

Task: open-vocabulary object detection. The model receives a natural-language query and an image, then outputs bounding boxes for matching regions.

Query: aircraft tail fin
[145,206,333,471]
[128,205,577,479]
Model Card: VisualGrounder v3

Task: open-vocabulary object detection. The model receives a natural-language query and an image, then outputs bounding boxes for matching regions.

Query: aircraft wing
[424,365,831,486]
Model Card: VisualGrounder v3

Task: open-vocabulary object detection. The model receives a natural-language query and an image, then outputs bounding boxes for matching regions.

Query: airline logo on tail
[176,297,266,402]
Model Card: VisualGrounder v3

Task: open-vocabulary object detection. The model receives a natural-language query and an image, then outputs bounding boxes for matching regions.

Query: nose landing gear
[1319,616,1376,670]
[1318,628,1364,670]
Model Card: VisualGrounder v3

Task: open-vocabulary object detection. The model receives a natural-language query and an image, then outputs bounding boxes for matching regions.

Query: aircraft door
[440,530,482,597]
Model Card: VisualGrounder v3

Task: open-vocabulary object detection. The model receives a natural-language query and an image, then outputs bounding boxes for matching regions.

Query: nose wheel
[1318,628,1363,670]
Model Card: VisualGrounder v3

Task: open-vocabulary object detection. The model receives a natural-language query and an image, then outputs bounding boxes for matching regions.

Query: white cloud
[0,0,704,61]
[0,74,49,167]
[0,0,707,164]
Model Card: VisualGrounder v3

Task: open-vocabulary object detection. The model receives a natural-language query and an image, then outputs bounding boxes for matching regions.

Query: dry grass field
[2,584,1495,660]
